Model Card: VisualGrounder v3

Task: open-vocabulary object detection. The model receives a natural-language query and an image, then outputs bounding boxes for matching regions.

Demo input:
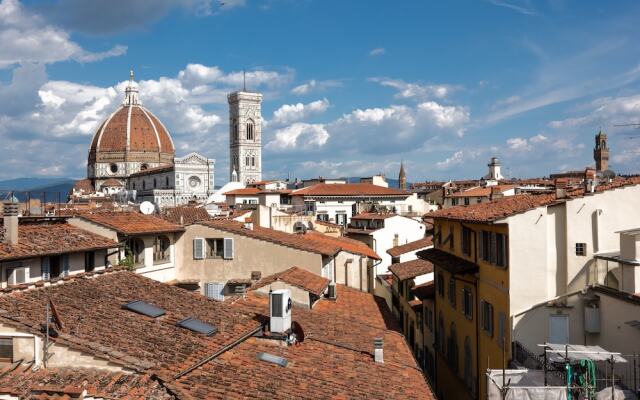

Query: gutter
[174,324,263,379]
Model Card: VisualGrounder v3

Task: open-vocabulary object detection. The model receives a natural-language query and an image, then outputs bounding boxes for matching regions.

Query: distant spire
[398,161,407,190]
[123,68,140,106]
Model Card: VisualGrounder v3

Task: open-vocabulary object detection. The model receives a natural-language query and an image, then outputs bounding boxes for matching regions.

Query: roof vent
[257,352,288,367]
[327,282,337,300]
[2,200,19,245]
[374,337,384,363]
[177,317,217,336]
[122,300,166,318]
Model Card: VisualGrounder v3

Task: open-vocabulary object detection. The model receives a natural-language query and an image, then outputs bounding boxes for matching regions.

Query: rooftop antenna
[243,70,246,91]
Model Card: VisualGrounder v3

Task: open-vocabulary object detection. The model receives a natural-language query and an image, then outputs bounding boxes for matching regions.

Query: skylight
[257,352,288,367]
[122,300,166,318]
[177,317,218,336]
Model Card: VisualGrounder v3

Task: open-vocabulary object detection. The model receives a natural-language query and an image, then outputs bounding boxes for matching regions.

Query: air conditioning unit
[269,289,292,333]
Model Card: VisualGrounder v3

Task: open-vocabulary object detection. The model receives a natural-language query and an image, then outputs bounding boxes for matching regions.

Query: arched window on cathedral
[233,119,239,141]
[251,157,255,167]
[246,120,254,141]
[245,156,250,167]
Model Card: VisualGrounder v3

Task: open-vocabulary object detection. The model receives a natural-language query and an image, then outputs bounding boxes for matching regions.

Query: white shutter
[62,254,70,277]
[223,238,234,260]
[42,257,50,281]
[193,238,205,260]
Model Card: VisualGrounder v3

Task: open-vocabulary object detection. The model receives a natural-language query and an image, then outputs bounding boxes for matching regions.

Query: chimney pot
[554,178,568,199]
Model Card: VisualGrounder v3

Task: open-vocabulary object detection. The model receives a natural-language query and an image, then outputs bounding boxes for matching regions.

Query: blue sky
[1,0,640,184]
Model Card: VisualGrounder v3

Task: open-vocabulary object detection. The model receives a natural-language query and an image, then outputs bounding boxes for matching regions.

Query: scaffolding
[487,343,637,400]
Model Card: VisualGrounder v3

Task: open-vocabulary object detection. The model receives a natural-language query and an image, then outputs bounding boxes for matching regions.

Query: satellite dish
[139,201,155,215]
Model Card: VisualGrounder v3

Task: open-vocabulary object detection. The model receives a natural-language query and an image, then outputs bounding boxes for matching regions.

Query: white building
[229,91,263,185]
[83,71,215,209]
[345,213,427,276]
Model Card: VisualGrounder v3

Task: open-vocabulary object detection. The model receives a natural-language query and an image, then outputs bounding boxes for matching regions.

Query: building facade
[228,91,263,185]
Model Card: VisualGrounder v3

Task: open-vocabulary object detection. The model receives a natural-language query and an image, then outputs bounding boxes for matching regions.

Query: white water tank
[270,289,292,333]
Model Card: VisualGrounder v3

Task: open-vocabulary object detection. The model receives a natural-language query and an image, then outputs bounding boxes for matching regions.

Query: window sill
[153,259,171,266]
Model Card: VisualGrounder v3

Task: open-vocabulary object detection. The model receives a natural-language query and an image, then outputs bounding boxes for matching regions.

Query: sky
[1,0,640,184]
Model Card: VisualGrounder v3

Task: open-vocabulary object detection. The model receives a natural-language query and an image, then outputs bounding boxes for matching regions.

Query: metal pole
[44,302,49,368]
[634,352,637,398]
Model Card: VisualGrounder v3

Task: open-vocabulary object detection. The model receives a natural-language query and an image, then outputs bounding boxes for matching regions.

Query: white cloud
[0,0,126,68]
[549,94,640,129]
[487,0,536,15]
[436,151,466,170]
[266,123,329,151]
[417,102,469,136]
[506,134,548,151]
[369,47,386,56]
[271,99,330,125]
[370,77,458,100]
[291,79,341,95]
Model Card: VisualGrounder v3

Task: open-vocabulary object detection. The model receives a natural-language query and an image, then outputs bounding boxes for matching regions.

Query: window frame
[448,278,456,308]
[463,287,473,319]
[575,242,587,256]
[206,238,225,259]
[0,337,12,362]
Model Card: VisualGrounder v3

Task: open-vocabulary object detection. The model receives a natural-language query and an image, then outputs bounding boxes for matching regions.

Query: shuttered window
[42,257,50,281]
[205,282,225,301]
[0,338,12,361]
[223,238,234,260]
[481,300,494,336]
[193,238,205,259]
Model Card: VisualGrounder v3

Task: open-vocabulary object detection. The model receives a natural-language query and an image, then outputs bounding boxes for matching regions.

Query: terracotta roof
[448,184,514,198]
[194,285,435,400]
[389,259,434,281]
[199,220,339,256]
[101,178,123,187]
[292,183,410,197]
[0,365,173,399]
[412,281,435,300]
[89,104,175,157]
[79,211,184,235]
[71,179,93,192]
[252,266,330,296]
[387,236,433,257]
[162,206,211,225]
[0,221,118,262]
[351,212,397,220]
[429,177,640,223]
[0,269,434,399]
[0,271,261,379]
[315,219,343,229]
[128,164,174,178]
[224,187,261,196]
[416,248,478,275]
[303,230,382,260]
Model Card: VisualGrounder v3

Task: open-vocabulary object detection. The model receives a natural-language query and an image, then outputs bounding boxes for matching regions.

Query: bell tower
[228,89,263,185]
[594,130,609,171]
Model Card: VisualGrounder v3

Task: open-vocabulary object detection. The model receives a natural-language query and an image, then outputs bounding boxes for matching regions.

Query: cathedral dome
[88,71,174,168]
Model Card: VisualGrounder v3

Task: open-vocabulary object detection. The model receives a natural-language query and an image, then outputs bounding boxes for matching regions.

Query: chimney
[584,167,597,193]
[554,178,568,199]
[243,217,254,230]
[2,200,19,245]
[374,337,384,363]
[327,282,337,300]
[490,187,504,201]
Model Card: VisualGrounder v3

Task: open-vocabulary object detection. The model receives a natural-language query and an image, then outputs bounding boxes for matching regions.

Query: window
[448,278,456,308]
[393,234,399,247]
[84,251,95,272]
[479,231,508,267]
[251,156,256,167]
[246,156,250,167]
[496,233,507,267]
[204,238,222,258]
[427,306,433,332]
[498,312,507,348]
[233,120,239,141]
[463,287,473,319]
[464,336,473,389]
[437,312,445,352]
[246,121,254,140]
[447,323,458,373]
[0,338,12,361]
[317,213,329,222]
[126,238,145,266]
[437,272,445,297]
[6,265,26,286]
[109,163,118,173]
[481,300,494,336]
[575,243,586,256]
[153,236,171,264]
[461,226,472,256]
[452,198,459,206]
[464,197,470,206]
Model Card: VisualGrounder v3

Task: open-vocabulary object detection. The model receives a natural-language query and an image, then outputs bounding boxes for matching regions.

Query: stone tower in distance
[594,130,609,172]
[398,161,407,190]
[228,90,263,185]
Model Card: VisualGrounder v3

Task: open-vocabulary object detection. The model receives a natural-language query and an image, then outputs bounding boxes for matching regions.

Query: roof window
[122,300,166,318]
[177,317,217,336]
[257,352,288,367]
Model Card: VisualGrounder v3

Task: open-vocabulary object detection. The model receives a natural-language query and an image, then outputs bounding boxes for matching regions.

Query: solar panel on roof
[122,300,166,318]
[177,317,217,336]
[257,352,288,367]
